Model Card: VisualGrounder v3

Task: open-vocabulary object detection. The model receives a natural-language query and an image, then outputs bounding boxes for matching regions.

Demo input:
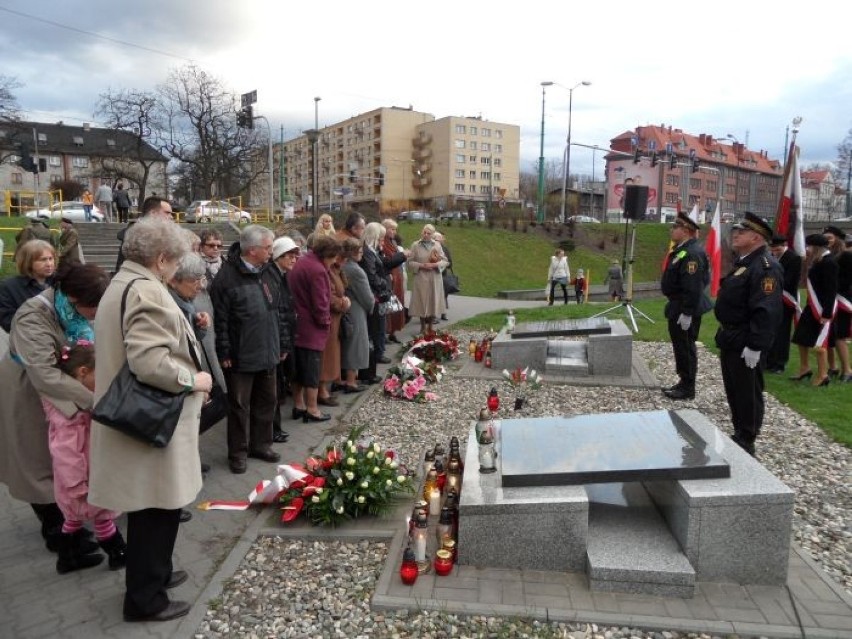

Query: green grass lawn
[1,216,60,277]
[453,298,851,448]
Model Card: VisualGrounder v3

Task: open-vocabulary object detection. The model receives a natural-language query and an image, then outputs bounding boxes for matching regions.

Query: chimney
[699,134,707,145]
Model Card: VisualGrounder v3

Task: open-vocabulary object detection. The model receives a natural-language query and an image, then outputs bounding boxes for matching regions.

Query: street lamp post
[311,97,321,224]
[559,81,591,223]
[536,81,553,224]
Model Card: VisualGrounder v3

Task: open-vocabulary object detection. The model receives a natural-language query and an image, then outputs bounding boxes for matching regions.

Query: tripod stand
[592,220,654,332]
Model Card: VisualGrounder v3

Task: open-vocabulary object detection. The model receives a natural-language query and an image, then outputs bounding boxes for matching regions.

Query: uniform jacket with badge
[87,262,205,512]
[210,242,287,373]
[714,246,783,352]
[661,237,713,320]
[0,289,93,503]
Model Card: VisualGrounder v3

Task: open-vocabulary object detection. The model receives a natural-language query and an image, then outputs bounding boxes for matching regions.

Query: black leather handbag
[442,267,460,295]
[92,279,191,448]
[198,343,227,433]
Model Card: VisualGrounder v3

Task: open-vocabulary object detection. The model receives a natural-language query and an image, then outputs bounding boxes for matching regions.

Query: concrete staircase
[74,222,239,273]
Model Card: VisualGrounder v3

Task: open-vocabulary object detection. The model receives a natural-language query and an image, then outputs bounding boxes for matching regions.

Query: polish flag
[775,143,806,256]
[688,204,700,225]
[706,201,722,297]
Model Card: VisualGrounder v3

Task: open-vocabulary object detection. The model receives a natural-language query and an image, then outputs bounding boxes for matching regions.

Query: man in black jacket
[114,197,173,273]
[210,225,288,474]
[661,211,712,400]
[766,235,803,373]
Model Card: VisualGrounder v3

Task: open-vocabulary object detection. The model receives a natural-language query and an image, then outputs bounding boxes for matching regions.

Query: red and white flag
[775,143,806,256]
[706,200,722,297]
[688,204,700,225]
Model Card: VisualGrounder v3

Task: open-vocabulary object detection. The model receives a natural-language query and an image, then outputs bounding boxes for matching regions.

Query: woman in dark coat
[380,219,408,343]
[0,239,56,333]
[791,234,839,387]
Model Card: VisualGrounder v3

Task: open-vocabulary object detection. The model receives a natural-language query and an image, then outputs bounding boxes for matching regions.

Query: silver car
[184,200,252,224]
[23,201,104,222]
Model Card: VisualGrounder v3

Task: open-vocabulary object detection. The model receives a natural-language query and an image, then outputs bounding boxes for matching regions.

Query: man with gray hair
[210,225,288,474]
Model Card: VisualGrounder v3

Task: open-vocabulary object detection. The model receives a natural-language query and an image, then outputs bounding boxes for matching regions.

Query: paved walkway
[1,295,851,638]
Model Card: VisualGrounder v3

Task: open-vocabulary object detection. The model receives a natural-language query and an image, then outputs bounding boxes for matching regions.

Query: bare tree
[95,88,164,203]
[0,75,21,123]
[158,63,267,202]
[838,130,852,218]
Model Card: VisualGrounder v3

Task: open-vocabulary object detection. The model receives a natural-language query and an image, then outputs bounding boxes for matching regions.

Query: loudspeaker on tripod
[623,185,649,220]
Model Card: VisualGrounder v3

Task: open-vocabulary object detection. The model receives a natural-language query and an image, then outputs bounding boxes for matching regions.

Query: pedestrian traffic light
[669,154,677,170]
[237,106,254,129]
[633,148,640,164]
[349,170,356,183]
[650,152,658,168]
[692,159,699,173]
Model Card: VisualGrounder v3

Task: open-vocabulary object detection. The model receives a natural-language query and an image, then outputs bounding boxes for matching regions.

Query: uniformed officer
[714,212,783,456]
[661,211,712,400]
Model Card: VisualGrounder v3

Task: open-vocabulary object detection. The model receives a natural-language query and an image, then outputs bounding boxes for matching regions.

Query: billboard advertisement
[607,159,659,219]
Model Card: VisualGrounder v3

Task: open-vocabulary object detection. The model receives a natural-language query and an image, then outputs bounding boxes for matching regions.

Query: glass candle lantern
[434,549,454,576]
[428,484,442,516]
[474,342,484,362]
[506,310,516,333]
[442,537,457,563]
[434,458,446,494]
[468,339,477,357]
[400,546,419,585]
[412,511,430,563]
[436,506,454,545]
[478,429,497,473]
[484,350,492,368]
[433,443,446,469]
[487,387,500,413]
[446,458,462,494]
[422,469,438,511]
[449,440,464,472]
[423,449,435,477]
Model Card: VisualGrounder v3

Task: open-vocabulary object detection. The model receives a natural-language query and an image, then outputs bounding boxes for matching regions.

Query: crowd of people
[0,204,457,623]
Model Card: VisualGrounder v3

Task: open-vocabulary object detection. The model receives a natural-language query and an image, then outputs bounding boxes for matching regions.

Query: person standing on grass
[546,248,570,305]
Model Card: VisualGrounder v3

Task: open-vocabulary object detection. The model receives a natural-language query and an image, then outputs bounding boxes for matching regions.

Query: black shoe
[360,376,382,385]
[828,368,840,379]
[663,387,695,400]
[56,533,104,575]
[342,384,366,394]
[99,530,127,570]
[789,370,813,381]
[331,382,348,392]
[662,383,683,393]
[200,462,211,474]
[124,600,191,622]
[377,356,392,364]
[248,449,281,463]
[441,314,448,321]
[166,570,188,589]
[388,335,401,343]
[179,509,193,523]
[317,395,339,407]
[272,430,289,443]
[303,411,331,423]
[291,407,306,420]
[229,459,247,474]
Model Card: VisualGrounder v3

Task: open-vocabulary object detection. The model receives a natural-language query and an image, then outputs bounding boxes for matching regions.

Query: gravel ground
[195,339,850,638]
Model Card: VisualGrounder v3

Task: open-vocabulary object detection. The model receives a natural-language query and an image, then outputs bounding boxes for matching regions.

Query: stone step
[585,483,695,598]
[545,340,588,374]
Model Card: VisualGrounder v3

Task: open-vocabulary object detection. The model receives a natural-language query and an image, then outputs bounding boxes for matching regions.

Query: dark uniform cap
[805,233,828,247]
[769,234,787,247]
[673,211,700,232]
[732,212,773,241]
[823,225,845,238]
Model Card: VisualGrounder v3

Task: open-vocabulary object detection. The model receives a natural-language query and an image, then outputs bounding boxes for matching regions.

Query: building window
[665,174,679,186]
[690,178,701,190]
[688,195,700,206]
[455,183,466,193]
[495,130,503,139]
[494,172,501,181]
[706,180,717,191]
[106,139,116,147]
[50,175,62,184]
[11,172,23,184]
[469,184,476,193]
[481,128,491,137]
[495,144,502,153]
[454,139,465,149]
[37,132,47,143]
[72,156,89,168]
[480,156,491,165]
[455,154,465,163]
[49,155,61,167]
[665,192,679,204]
[455,169,465,178]
[481,142,490,152]
[470,141,477,150]
[480,185,490,194]
[455,124,466,134]
[470,126,477,135]
[469,155,477,163]
[469,170,476,179]
[480,171,490,180]
[494,158,502,167]
[72,136,84,146]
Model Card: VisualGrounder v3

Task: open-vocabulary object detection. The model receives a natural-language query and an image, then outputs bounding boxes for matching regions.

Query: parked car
[184,200,252,224]
[23,201,104,223]
[397,210,434,222]
[438,211,467,221]
[566,215,600,224]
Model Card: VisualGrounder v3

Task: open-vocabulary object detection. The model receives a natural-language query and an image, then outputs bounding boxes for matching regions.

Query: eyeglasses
[204,242,222,248]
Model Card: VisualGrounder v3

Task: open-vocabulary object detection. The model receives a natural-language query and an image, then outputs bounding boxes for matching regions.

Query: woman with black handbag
[88,217,212,623]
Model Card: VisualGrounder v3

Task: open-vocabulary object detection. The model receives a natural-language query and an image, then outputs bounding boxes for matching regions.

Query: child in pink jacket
[42,340,126,573]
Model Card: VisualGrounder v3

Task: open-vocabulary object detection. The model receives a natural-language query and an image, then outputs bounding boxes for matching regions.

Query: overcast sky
[2,0,851,179]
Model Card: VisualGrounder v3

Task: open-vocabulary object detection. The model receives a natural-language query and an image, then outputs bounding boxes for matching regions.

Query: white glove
[677,314,692,331]
[741,347,761,369]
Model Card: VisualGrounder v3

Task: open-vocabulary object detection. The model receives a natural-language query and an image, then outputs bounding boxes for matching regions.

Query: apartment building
[605,124,783,222]
[0,121,166,214]
[801,169,846,221]
[276,106,520,215]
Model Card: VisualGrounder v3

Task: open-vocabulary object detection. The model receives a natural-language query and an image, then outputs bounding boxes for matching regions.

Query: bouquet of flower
[279,426,415,527]
[501,366,543,393]
[383,360,439,403]
[405,332,460,363]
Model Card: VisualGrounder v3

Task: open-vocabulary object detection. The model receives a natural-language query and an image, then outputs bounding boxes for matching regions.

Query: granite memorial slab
[511,317,611,339]
[500,410,730,488]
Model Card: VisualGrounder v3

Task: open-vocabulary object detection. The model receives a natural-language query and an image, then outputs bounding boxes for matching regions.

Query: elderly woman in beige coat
[407,223,448,335]
[88,216,212,623]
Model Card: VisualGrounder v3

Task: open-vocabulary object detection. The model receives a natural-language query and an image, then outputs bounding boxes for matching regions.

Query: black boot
[99,530,127,570]
[56,533,104,574]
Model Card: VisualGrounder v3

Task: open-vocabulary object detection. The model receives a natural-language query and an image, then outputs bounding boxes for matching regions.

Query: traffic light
[692,159,699,173]
[38,158,47,173]
[650,152,658,168]
[669,154,677,170]
[18,144,36,172]
[633,148,640,164]
[349,170,356,183]
[237,106,254,129]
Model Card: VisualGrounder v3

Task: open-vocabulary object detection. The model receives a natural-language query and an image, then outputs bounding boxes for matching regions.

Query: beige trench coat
[0,289,93,503]
[407,240,448,319]
[88,262,204,512]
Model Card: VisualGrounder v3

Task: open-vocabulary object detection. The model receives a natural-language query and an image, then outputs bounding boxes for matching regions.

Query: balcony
[412,133,432,147]
[414,148,432,161]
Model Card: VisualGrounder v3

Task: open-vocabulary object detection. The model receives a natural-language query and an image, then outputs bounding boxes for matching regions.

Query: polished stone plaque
[499,410,729,487]
[512,317,611,339]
